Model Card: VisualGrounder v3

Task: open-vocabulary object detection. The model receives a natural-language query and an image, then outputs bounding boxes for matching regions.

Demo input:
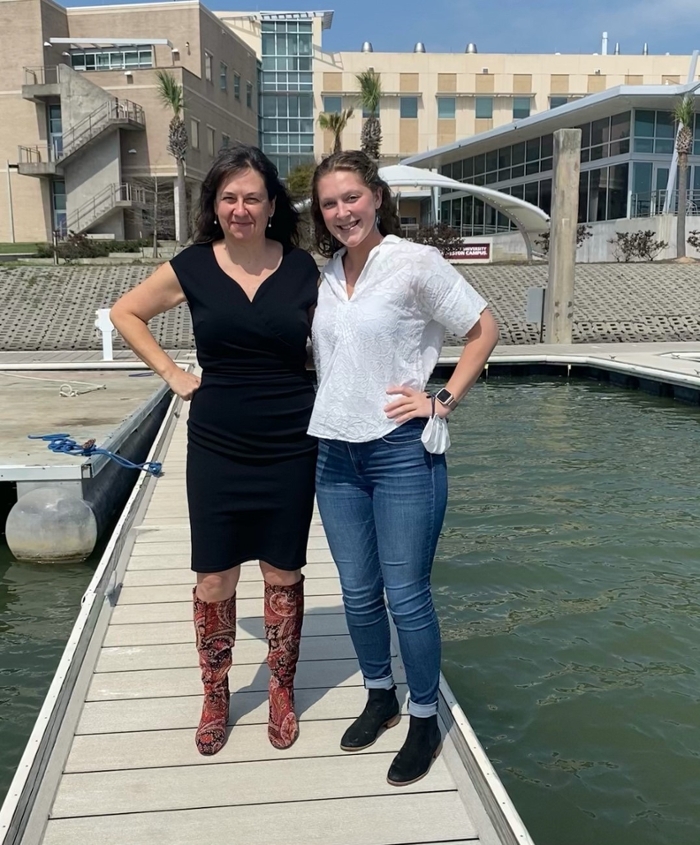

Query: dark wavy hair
[193,144,299,249]
[311,150,402,258]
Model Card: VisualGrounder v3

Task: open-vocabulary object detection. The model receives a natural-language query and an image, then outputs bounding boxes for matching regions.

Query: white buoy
[6,487,98,563]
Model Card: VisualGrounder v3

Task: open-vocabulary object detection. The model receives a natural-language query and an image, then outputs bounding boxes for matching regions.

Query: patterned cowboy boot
[193,587,236,756]
[264,577,304,749]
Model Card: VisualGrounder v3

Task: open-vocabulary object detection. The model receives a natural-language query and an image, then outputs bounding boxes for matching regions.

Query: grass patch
[0,243,40,254]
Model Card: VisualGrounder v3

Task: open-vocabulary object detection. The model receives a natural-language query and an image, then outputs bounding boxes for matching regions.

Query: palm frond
[155,70,184,117]
[673,95,695,129]
[355,69,382,117]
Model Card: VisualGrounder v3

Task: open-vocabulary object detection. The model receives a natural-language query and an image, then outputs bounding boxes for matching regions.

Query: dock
[0,385,533,845]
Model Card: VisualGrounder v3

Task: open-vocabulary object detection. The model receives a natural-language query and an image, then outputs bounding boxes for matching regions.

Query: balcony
[17,98,146,179]
[22,66,63,101]
[631,189,700,218]
[17,143,59,176]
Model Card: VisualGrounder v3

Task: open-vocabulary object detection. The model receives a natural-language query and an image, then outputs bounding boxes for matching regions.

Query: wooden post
[545,128,581,344]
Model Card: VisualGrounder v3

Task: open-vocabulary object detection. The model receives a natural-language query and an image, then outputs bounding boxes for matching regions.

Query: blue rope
[28,433,163,477]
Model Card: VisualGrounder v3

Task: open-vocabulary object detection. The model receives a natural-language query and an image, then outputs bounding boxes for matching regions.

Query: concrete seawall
[1,262,699,350]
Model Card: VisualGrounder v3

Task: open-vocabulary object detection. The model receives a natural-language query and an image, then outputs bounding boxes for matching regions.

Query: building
[1,0,697,244]
[402,81,700,260]
[0,0,259,243]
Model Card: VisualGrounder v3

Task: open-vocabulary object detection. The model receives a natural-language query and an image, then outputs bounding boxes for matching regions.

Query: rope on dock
[28,433,163,476]
[0,370,106,396]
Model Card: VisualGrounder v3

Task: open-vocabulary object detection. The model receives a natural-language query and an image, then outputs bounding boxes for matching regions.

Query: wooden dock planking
[34,403,491,845]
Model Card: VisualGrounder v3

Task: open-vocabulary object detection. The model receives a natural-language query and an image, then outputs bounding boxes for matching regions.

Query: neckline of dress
[209,240,289,304]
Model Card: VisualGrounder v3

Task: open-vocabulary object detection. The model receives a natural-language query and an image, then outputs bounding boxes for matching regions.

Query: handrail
[23,65,63,86]
[631,189,700,218]
[66,182,147,233]
[62,98,145,159]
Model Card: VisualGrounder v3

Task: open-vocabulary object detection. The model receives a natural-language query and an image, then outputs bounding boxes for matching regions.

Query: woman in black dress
[110,144,319,756]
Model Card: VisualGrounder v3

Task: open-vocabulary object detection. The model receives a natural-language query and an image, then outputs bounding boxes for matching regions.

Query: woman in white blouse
[309,151,499,786]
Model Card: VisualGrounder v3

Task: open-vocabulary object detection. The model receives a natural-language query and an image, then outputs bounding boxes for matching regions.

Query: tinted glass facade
[439,107,699,236]
[259,19,314,176]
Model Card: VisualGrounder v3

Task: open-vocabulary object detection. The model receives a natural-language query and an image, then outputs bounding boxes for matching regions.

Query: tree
[155,70,188,246]
[673,95,695,259]
[318,108,354,154]
[285,162,316,204]
[408,223,464,257]
[356,69,382,160]
[124,177,176,256]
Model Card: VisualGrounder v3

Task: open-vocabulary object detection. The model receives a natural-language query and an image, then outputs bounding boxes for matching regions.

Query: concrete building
[0,0,259,243]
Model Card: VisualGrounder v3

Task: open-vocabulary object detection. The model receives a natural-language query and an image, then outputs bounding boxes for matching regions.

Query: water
[435,378,700,845]
[1,377,699,844]
[0,549,95,806]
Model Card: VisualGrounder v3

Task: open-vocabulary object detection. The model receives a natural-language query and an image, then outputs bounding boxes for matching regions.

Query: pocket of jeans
[380,420,426,445]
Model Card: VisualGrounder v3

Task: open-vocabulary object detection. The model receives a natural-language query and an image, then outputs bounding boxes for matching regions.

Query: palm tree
[156,70,188,246]
[673,95,695,259]
[318,108,354,154]
[356,69,382,160]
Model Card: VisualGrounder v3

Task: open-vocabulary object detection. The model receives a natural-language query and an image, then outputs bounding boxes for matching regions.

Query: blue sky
[67,0,698,55]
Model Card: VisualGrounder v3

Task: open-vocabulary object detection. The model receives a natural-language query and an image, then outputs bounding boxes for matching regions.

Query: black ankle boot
[386,714,442,786]
[340,686,401,751]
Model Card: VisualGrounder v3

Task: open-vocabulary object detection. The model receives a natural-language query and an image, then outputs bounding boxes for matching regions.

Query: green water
[0,550,95,806]
[436,378,700,845]
[1,378,699,845]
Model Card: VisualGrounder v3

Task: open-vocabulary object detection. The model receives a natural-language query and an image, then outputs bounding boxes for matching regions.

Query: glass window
[463,157,474,179]
[323,96,342,114]
[452,159,464,181]
[475,96,493,119]
[221,134,230,149]
[512,142,525,165]
[190,119,200,150]
[437,97,456,119]
[400,97,418,119]
[362,103,380,118]
[524,181,539,206]
[207,126,215,157]
[610,111,631,156]
[473,153,485,175]
[578,170,589,223]
[204,51,213,83]
[485,150,498,174]
[513,97,531,120]
[577,123,591,149]
[234,74,241,100]
[220,62,227,92]
[695,115,700,156]
[246,82,253,109]
[591,117,610,156]
[498,146,511,170]
[539,178,552,215]
[550,96,568,109]
[588,167,608,222]
[526,138,540,161]
[608,163,629,220]
[541,134,553,158]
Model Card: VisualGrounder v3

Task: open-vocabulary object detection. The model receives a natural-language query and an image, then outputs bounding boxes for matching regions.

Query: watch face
[436,388,453,405]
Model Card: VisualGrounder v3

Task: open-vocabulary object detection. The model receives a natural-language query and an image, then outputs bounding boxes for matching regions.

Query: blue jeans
[316,420,447,717]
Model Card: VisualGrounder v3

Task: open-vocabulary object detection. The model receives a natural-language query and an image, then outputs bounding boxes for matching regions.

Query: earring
[268,216,273,228]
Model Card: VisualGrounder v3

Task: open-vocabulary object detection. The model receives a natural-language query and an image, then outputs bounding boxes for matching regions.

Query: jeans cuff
[364,674,394,691]
[408,699,438,718]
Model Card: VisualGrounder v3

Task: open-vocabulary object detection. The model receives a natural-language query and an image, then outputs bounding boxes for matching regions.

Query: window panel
[513,96,531,120]
[220,62,227,91]
[204,51,213,83]
[323,96,342,114]
[485,150,498,174]
[550,96,568,109]
[578,170,589,223]
[234,74,241,100]
[246,82,253,109]
[437,97,456,119]
[539,178,552,215]
[475,96,493,119]
[400,96,418,119]
[607,163,629,220]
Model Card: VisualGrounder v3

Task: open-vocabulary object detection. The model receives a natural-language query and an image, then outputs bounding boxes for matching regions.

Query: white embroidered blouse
[308,235,488,442]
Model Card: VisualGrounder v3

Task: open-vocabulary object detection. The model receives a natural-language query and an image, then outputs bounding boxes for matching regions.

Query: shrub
[609,230,669,262]
[688,230,700,251]
[40,235,151,261]
[408,223,464,258]
[535,224,592,256]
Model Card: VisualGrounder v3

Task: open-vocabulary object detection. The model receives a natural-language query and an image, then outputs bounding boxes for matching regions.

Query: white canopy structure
[378,164,550,258]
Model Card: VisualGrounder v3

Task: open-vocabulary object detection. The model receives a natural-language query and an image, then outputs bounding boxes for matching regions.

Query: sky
[66,0,699,55]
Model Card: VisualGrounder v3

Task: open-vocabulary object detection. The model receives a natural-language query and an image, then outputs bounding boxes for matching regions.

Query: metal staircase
[66,183,147,234]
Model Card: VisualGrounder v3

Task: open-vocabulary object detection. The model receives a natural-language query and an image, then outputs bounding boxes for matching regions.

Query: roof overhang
[378,164,550,235]
[220,10,334,29]
[404,82,700,169]
[49,37,172,49]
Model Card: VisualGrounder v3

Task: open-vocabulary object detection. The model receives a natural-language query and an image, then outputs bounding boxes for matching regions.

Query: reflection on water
[0,551,94,805]
[435,378,700,845]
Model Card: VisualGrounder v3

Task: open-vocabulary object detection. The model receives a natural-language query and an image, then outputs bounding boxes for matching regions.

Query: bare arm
[385,308,500,423]
[110,262,200,399]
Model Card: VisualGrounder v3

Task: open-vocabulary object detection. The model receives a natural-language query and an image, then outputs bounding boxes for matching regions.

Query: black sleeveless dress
[170,241,319,573]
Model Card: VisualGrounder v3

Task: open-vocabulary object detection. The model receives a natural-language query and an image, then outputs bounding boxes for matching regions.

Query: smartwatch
[435,388,458,409]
